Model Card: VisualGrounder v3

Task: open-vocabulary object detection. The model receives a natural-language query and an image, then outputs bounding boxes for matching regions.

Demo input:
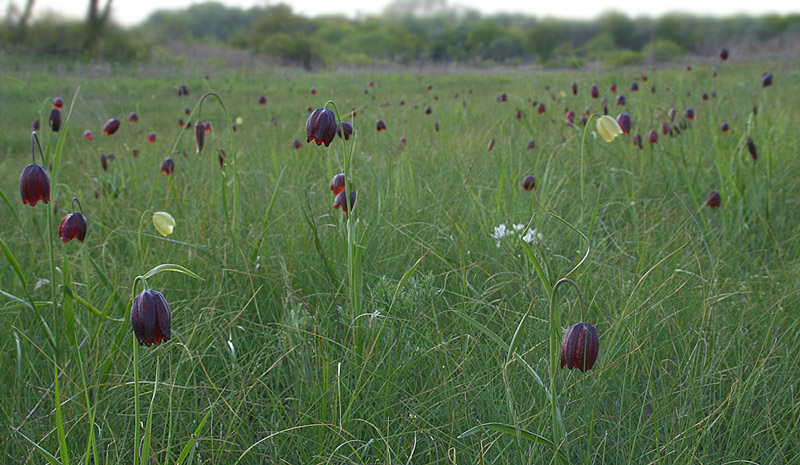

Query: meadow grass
[1,58,799,464]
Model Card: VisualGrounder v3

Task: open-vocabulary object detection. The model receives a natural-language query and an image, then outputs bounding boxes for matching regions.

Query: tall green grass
[1,59,799,464]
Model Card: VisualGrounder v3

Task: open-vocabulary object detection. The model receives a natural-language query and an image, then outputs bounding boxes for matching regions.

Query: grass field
[1,57,799,464]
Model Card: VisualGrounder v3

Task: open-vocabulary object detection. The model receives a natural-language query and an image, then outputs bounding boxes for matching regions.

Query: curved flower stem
[137,210,154,272]
[326,100,361,349]
[548,278,585,457]
[579,114,597,227]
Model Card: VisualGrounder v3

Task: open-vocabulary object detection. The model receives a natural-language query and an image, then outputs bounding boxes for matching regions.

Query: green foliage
[1,55,800,465]
[644,39,684,62]
[525,19,566,63]
[603,49,644,67]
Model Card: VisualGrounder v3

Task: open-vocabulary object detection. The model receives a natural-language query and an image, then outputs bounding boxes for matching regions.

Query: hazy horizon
[9,0,800,27]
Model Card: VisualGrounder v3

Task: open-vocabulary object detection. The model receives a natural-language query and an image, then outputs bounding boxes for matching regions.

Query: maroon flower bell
[522,175,536,191]
[537,103,546,114]
[20,133,51,207]
[49,109,62,132]
[616,113,631,135]
[571,82,578,95]
[293,139,302,149]
[306,108,338,146]
[615,94,626,106]
[195,121,205,153]
[128,111,139,123]
[20,164,50,207]
[53,97,64,109]
[147,132,157,143]
[648,130,658,144]
[630,82,638,92]
[761,73,772,87]
[338,121,354,140]
[706,191,721,208]
[746,137,757,160]
[719,48,729,60]
[331,173,346,194]
[131,289,171,346]
[633,134,643,149]
[376,120,387,132]
[258,95,267,105]
[84,130,94,141]
[590,84,599,99]
[610,83,617,93]
[527,140,536,150]
[102,118,120,136]
[333,189,356,214]
[58,198,87,243]
[425,106,432,114]
[685,108,695,120]
[560,322,599,372]
[32,120,40,131]
[661,122,670,135]
[720,122,730,132]
[161,157,175,175]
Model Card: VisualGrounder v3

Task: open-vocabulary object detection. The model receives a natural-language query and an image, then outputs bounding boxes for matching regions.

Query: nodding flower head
[376,120,387,132]
[195,121,205,154]
[330,173,346,194]
[58,198,87,243]
[522,175,536,191]
[306,108,338,146]
[130,289,171,347]
[571,81,578,95]
[152,211,176,236]
[102,118,120,136]
[615,94,626,106]
[20,163,50,207]
[560,323,599,372]
[746,137,757,160]
[685,108,695,120]
[719,48,729,60]
[337,121,354,141]
[333,189,356,214]
[706,191,721,208]
[761,73,772,87]
[616,113,631,135]
[84,130,94,141]
[128,111,139,122]
[53,97,64,109]
[49,109,62,132]
[591,84,599,99]
[161,157,175,176]
[596,115,623,143]
[633,134,643,149]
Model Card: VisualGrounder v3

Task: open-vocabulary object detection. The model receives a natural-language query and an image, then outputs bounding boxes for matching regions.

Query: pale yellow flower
[596,115,623,143]
[152,211,175,237]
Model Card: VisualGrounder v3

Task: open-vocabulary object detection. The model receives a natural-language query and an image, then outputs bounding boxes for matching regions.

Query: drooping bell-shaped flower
[152,211,175,236]
[306,108,338,146]
[131,289,171,346]
[560,323,599,372]
[58,198,87,243]
[596,115,623,143]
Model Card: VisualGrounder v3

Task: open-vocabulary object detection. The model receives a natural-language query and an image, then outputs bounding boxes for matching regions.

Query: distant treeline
[3,0,800,66]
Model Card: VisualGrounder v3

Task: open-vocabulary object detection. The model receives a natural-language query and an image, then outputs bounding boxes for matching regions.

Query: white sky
[9,0,800,27]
